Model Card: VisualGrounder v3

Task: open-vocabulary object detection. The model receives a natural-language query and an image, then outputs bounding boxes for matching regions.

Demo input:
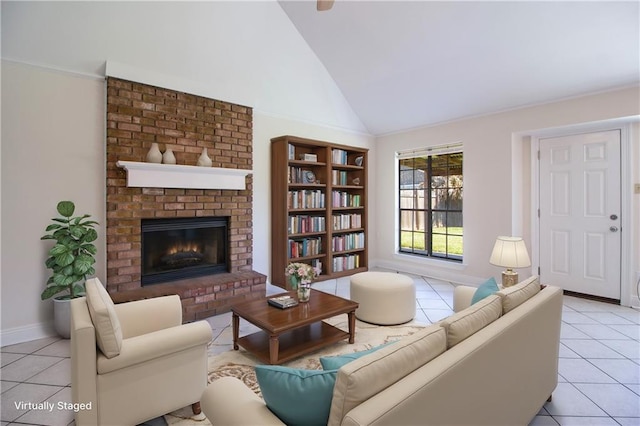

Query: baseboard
[0,321,57,347]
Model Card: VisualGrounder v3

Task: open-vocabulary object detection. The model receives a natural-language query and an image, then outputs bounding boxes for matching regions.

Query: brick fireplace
[105,77,266,321]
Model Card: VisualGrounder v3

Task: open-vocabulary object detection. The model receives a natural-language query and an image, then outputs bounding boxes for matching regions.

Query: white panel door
[539,130,621,299]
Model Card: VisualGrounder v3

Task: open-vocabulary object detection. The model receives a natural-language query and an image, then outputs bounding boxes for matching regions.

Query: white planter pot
[53,297,72,339]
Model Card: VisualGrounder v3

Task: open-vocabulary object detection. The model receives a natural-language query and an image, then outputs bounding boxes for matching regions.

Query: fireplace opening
[141,217,229,286]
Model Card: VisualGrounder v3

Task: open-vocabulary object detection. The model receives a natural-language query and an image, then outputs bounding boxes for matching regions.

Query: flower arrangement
[284,262,319,287]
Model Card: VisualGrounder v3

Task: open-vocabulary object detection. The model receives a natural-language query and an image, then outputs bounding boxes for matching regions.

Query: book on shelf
[332,170,349,186]
[288,190,325,209]
[331,232,365,252]
[311,258,323,275]
[332,191,361,208]
[288,167,320,184]
[332,254,360,272]
[288,215,326,234]
[332,148,348,165]
[268,295,299,309]
[332,213,362,230]
[288,236,322,258]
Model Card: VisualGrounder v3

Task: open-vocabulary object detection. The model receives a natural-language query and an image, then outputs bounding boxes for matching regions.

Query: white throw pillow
[85,278,123,358]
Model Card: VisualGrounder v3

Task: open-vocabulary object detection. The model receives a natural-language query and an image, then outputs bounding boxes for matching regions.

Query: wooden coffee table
[231,290,358,365]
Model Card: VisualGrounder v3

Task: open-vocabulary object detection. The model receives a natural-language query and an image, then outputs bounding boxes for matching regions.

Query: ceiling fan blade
[317,0,334,11]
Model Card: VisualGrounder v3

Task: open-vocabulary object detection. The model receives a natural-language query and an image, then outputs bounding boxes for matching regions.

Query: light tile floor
[2,272,639,426]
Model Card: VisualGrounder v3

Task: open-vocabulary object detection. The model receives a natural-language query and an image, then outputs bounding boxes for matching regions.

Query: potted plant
[41,200,98,338]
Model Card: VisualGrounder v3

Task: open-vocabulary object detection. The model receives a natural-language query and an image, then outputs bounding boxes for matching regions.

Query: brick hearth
[105,77,266,321]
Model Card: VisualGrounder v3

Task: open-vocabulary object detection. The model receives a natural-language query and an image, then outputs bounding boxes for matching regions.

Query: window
[398,146,463,261]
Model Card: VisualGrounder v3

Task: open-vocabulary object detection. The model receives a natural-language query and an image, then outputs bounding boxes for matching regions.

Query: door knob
[609,226,619,232]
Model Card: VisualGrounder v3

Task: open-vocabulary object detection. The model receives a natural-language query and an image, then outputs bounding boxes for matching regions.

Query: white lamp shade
[489,236,531,269]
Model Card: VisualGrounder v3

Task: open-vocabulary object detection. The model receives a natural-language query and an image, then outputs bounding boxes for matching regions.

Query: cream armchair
[70,278,213,426]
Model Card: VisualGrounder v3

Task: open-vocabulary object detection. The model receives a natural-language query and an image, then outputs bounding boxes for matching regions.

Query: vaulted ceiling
[3,1,638,137]
[279,1,640,135]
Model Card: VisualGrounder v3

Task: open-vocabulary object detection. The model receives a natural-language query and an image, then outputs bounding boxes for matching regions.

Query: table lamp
[489,236,531,287]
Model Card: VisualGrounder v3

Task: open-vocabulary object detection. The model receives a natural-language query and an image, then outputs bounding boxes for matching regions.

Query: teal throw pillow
[255,365,337,426]
[319,341,396,370]
[471,277,499,305]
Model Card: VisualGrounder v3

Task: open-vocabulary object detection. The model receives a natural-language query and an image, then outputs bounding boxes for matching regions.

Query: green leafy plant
[41,201,98,300]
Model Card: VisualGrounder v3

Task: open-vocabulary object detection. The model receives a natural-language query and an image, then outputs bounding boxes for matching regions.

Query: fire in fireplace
[141,217,229,285]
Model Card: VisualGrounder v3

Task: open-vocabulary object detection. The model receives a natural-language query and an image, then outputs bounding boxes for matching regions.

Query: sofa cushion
[328,324,446,425]
[85,278,123,359]
[471,277,499,305]
[320,341,396,370]
[439,294,502,348]
[497,275,541,314]
[255,365,337,426]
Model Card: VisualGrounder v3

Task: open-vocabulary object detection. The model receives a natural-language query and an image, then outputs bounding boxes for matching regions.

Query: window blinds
[396,142,463,159]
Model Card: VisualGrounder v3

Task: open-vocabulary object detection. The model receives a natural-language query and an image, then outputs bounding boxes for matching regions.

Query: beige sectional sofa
[202,276,563,426]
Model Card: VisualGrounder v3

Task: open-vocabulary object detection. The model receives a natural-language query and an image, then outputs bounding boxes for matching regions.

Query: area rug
[164,316,428,425]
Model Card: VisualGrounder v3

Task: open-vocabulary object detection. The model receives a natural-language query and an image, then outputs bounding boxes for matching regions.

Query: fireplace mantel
[116,161,253,190]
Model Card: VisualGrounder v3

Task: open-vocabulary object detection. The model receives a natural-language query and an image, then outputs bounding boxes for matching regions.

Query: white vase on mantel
[197,147,212,167]
[162,147,176,164]
[146,143,162,163]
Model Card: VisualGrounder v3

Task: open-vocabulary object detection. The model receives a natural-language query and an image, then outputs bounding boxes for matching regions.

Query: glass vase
[297,282,311,303]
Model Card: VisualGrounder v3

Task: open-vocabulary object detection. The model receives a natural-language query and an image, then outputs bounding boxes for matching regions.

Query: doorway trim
[528,119,634,307]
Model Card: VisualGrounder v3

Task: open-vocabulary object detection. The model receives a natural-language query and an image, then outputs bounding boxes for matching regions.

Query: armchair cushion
[85,278,122,358]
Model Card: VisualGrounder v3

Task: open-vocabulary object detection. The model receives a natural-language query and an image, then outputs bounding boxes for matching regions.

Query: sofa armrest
[97,320,212,374]
[201,377,285,426]
[114,295,182,338]
[453,286,477,312]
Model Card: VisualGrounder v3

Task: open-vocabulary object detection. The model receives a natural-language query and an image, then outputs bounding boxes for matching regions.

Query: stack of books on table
[268,295,299,309]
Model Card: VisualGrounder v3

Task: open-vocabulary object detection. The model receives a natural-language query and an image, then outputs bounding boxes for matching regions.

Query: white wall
[1,62,107,342]
[374,87,640,306]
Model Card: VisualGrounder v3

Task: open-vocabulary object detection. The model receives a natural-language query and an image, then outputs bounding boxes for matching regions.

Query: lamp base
[502,270,519,287]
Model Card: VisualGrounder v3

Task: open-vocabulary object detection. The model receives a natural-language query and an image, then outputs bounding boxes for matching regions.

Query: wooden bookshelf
[271,135,368,289]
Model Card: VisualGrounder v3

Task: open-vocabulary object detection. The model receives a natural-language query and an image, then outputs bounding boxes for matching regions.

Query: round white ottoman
[350,271,416,325]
